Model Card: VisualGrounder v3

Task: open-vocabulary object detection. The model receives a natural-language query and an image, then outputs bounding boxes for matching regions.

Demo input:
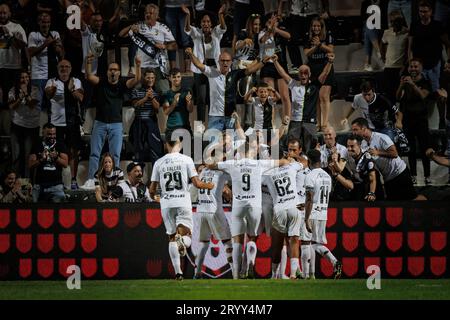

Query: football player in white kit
[149,140,214,280]
[304,149,342,279]
[194,164,233,279]
[264,149,304,279]
[208,140,292,279]
[288,138,316,279]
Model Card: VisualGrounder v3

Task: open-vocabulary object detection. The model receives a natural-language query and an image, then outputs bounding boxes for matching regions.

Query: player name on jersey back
[197,169,228,213]
[218,159,275,208]
[151,152,198,209]
[265,163,303,211]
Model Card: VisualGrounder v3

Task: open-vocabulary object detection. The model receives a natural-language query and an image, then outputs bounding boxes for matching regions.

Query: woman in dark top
[304,17,335,132]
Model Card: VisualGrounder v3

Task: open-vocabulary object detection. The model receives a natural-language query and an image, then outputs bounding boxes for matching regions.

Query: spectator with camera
[0,168,32,203]
[94,152,124,202]
[28,123,69,203]
[117,162,152,203]
[346,134,385,201]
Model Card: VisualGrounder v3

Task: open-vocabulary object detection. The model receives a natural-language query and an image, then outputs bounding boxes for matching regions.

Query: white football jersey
[151,152,198,209]
[296,167,311,205]
[218,159,275,208]
[261,175,273,206]
[304,168,332,220]
[265,162,303,211]
[197,168,228,213]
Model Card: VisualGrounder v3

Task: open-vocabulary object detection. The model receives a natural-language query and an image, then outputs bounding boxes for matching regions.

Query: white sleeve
[381,30,388,44]
[74,78,83,90]
[150,161,160,182]
[162,24,176,42]
[16,25,27,44]
[288,79,296,90]
[304,174,314,191]
[218,161,231,173]
[187,158,198,179]
[45,78,54,89]
[203,65,219,77]
[213,24,226,36]
[380,134,394,149]
[27,32,38,48]
[260,160,276,172]
[351,95,359,110]
[186,26,201,38]
[52,31,61,40]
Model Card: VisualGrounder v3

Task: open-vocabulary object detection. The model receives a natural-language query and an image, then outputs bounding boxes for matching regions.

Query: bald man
[273,54,333,152]
[80,55,142,190]
[187,48,268,134]
[319,126,349,168]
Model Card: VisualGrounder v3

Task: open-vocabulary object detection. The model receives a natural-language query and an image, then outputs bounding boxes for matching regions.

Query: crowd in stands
[0,0,449,203]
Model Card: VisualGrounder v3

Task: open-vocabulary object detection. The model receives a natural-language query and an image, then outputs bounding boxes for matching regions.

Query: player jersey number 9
[242,173,250,191]
[164,171,183,191]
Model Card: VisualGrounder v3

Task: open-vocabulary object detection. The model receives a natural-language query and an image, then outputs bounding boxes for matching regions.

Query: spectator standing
[119,4,177,94]
[162,68,194,140]
[0,3,27,135]
[183,4,227,122]
[94,152,124,202]
[361,0,385,72]
[278,0,330,73]
[186,48,266,134]
[45,60,84,190]
[388,0,412,28]
[396,58,432,185]
[27,12,63,112]
[303,17,335,131]
[273,56,326,152]
[258,14,292,120]
[351,117,418,200]
[8,71,40,178]
[381,10,409,102]
[130,69,164,165]
[80,54,141,190]
[165,0,193,72]
[323,151,354,201]
[408,0,450,94]
[28,123,69,203]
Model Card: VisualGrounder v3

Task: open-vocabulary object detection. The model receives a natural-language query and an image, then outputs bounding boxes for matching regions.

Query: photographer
[117,162,152,203]
[28,123,69,203]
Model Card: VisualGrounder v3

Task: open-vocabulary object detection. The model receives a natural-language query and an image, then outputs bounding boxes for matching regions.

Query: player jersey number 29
[164,171,183,191]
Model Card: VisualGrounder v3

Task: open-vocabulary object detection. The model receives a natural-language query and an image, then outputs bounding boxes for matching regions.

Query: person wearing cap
[117,162,152,203]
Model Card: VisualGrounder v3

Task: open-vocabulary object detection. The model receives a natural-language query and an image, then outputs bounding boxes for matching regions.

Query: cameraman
[117,162,152,203]
[28,123,68,202]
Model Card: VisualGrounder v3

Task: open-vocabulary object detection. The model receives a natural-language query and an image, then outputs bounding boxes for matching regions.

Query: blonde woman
[304,17,335,132]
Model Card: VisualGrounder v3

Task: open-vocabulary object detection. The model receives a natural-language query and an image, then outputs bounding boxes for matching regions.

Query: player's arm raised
[191,176,214,190]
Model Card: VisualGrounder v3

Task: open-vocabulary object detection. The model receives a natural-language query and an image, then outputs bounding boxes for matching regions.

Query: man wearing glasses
[186,47,269,137]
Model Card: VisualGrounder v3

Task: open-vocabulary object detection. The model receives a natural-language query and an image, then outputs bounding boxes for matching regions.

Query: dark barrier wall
[0,202,449,280]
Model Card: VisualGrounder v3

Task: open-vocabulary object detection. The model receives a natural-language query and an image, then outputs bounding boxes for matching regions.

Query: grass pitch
[0,279,449,300]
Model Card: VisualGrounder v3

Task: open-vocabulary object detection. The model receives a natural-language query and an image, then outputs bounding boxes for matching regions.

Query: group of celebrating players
[148,135,342,281]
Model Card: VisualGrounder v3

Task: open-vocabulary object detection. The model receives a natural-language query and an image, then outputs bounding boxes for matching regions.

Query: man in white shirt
[186,47,267,136]
[119,4,177,93]
[319,126,349,168]
[304,149,342,279]
[149,139,214,280]
[28,12,63,112]
[351,117,419,200]
[0,3,27,135]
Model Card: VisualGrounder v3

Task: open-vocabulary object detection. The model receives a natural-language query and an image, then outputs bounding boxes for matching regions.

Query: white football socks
[313,243,337,266]
[290,258,300,278]
[279,245,287,277]
[310,244,316,276]
[195,241,209,275]
[232,242,243,279]
[301,244,311,278]
[246,241,257,270]
[169,242,182,275]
